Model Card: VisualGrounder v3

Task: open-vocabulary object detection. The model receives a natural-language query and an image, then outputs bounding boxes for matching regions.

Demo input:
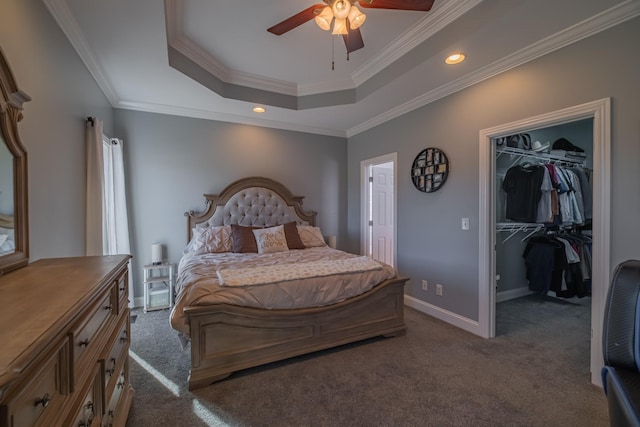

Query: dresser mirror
[0,47,30,275]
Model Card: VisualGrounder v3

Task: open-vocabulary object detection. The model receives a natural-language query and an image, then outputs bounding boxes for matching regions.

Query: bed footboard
[184,276,408,390]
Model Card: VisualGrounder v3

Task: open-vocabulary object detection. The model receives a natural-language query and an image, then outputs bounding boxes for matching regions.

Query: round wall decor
[411,147,449,193]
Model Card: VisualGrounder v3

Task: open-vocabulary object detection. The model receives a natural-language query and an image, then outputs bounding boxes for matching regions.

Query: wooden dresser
[0,255,134,427]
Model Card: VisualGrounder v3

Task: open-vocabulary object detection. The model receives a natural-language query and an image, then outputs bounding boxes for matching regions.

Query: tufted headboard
[185,177,317,241]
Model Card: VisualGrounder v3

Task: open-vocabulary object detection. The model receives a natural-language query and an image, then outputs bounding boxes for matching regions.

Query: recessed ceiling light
[445,53,466,65]
[253,106,266,113]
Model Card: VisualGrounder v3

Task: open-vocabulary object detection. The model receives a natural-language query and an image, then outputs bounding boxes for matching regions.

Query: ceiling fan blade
[357,0,435,11]
[267,4,326,35]
[342,26,365,53]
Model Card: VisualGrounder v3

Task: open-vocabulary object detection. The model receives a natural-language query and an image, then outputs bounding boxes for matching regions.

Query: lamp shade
[151,243,163,264]
[315,6,333,31]
[332,17,348,35]
[332,0,351,19]
[348,5,366,29]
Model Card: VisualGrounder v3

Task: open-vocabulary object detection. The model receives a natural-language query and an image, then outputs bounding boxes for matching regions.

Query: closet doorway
[478,98,611,386]
[361,153,397,268]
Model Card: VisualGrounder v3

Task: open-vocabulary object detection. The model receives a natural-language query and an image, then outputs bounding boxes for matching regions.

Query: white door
[371,165,394,266]
[361,153,397,268]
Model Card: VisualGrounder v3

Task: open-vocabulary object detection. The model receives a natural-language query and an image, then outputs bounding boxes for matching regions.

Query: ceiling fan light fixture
[347,5,366,29]
[332,0,351,20]
[315,6,333,31]
[445,53,466,64]
[332,17,349,35]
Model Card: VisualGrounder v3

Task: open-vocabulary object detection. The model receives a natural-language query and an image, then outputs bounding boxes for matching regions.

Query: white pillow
[297,225,327,248]
[185,225,233,254]
[252,225,289,254]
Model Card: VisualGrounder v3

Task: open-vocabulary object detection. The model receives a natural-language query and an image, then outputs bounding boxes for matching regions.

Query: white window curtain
[86,118,134,305]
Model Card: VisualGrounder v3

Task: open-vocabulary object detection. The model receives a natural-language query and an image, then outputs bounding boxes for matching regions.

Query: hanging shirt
[536,167,554,223]
[502,165,545,222]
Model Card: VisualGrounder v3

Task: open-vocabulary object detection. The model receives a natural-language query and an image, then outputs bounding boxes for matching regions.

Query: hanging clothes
[502,164,545,222]
[522,232,592,298]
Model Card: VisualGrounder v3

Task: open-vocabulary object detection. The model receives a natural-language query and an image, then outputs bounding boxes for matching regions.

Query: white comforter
[169,247,396,336]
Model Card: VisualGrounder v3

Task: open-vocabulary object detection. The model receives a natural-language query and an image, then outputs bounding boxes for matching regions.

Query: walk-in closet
[494,118,594,375]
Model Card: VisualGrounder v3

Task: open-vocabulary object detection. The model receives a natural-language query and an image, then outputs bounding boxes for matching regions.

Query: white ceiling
[44,0,640,137]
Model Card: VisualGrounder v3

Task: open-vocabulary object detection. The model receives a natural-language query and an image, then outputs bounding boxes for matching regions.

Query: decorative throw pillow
[185,225,232,254]
[231,224,261,253]
[283,222,305,250]
[297,225,327,248]
[252,225,290,254]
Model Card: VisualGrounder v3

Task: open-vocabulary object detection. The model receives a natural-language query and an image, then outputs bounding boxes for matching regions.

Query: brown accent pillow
[231,224,261,253]
[283,222,305,250]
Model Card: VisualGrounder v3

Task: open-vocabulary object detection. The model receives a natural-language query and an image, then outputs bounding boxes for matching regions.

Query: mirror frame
[0,47,30,275]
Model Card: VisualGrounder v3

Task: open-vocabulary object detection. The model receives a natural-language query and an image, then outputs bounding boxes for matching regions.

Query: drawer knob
[104,304,113,311]
[34,393,50,407]
[106,358,116,376]
[120,337,129,344]
[78,338,90,347]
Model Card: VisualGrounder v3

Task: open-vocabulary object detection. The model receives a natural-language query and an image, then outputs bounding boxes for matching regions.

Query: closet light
[445,53,466,65]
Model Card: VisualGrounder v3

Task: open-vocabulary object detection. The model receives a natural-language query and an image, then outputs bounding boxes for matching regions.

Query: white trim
[114,100,346,138]
[404,294,481,336]
[46,0,638,137]
[360,153,397,268]
[351,0,482,86]
[132,296,144,309]
[346,1,640,137]
[42,0,120,105]
[478,98,611,387]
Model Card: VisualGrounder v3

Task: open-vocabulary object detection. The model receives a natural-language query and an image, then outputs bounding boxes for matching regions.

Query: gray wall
[348,16,640,321]
[4,0,640,324]
[113,110,347,303]
[0,0,114,261]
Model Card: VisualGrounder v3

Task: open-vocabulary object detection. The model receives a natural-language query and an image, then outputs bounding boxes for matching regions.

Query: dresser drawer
[67,364,102,427]
[71,288,116,381]
[115,270,128,313]
[3,342,67,427]
[102,313,129,400]
[102,360,129,427]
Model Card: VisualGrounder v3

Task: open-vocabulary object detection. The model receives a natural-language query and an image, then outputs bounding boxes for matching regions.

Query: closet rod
[496,146,585,167]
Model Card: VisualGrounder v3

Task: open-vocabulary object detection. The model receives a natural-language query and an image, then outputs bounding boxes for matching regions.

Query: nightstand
[143,262,174,312]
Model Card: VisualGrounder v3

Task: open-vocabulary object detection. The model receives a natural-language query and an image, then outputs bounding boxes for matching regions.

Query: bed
[0,214,15,256]
[170,176,408,390]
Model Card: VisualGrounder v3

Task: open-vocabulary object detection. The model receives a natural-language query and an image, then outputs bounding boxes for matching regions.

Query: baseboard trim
[132,296,144,309]
[496,286,534,303]
[404,294,481,336]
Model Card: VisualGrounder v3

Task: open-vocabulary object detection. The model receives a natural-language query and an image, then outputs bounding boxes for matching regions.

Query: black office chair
[602,260,640,426]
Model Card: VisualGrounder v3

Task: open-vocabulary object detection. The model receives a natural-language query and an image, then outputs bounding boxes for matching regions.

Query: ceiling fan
[267,0,435,54]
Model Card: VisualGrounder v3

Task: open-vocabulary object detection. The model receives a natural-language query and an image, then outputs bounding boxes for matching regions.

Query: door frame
[361,153,398,267]
[478,98,611,386]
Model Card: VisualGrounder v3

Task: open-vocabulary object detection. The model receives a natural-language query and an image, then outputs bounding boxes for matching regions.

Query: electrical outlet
[436,284,443,296]
[421,280,428,291]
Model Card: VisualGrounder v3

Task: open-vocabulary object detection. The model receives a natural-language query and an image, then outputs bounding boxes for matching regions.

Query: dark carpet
[126,295,607,426]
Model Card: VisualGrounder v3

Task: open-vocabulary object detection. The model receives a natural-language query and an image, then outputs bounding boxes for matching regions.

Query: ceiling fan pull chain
[332,35,335,70]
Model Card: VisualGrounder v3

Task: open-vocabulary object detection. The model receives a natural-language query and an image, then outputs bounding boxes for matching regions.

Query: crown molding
[346,0,640,137]
[166,0,298,96]
[165,0,477,97]
[42,0,120,105]
[351,0,482,86]
[115,100,346,138]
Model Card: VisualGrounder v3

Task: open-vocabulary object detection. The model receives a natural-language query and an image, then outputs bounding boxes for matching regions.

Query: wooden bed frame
[182,177,408,390]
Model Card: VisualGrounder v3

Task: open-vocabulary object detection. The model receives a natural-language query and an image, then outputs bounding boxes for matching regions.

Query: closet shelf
[496,146,586,167]
[496,222,545,243]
